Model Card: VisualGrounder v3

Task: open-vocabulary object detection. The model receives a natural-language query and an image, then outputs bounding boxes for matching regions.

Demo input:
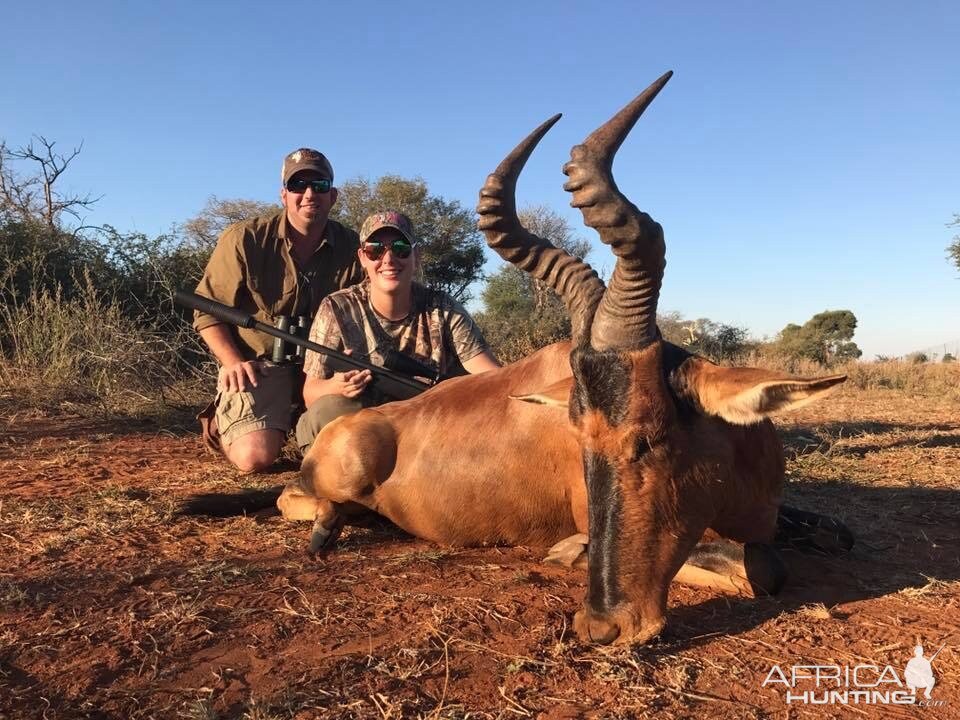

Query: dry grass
[741,351,960,398]
[485,326,568,365]
[494,331,960,398]
[0,272,214,420]
[845,358,960,395]
[796,603,834,620]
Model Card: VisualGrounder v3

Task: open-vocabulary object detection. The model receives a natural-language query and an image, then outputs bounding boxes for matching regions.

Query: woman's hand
[330,368,373,398]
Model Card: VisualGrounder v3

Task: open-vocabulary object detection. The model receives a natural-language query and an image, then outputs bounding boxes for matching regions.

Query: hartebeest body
[288,71,851,643]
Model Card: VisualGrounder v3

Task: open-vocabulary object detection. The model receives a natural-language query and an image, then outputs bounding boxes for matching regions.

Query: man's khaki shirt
[193,209,364,360]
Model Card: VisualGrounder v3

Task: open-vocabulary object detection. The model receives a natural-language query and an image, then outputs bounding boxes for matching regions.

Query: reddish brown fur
[459,75,849,643]
[292,75,853,645]
[571,343,783,643]
[299,339,796,562]
[292,327,849,647]
[302,342,586,547]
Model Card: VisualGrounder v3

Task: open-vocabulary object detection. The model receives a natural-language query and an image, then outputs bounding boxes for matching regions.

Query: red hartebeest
[282,71,852,643]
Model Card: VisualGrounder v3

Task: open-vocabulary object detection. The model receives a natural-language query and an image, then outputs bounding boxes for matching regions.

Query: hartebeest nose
[587,616,621,645]
[575,608,625,645]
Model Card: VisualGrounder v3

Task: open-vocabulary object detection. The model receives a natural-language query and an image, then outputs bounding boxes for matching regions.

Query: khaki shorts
[215,363,298,447]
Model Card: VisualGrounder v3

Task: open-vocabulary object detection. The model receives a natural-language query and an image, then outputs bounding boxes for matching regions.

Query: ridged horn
[563,71,673,350]
[478,114,605,344]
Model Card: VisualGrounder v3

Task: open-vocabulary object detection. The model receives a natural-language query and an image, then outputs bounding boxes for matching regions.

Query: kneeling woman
[295,210,500,454]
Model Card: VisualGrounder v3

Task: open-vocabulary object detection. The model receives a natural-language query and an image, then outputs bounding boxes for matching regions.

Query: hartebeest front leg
[680,538,787,597]
[546,531,787,599]
[776,505,855,556]
[544,533,590,568]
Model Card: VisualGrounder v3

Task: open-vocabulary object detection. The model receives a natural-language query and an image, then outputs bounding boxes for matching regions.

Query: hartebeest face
[566,336,846,644]
[567,342,713,644]
[478,71,845,644]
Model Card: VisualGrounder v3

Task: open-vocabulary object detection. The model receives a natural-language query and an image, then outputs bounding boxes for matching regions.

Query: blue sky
[4,1,958,359]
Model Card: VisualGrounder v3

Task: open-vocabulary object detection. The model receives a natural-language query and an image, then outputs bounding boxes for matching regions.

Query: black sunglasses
[361,237,414,260]
[286,177,332,194]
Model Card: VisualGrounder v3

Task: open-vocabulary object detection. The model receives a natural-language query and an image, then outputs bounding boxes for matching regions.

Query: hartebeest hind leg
[277,484,321,521]
[276,484,349,551]
[308,498,347,553]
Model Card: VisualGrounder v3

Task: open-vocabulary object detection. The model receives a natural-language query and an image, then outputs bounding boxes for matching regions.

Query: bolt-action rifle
[174,290,452,401]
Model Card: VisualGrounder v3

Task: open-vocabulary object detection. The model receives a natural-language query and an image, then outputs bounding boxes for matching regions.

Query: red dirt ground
[1,387,958,719]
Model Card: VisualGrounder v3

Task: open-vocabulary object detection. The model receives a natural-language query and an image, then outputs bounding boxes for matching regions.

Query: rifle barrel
[174,290,431,400]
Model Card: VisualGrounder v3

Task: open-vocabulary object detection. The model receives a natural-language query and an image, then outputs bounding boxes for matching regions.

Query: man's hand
[201,324,263,393]
[218,360,263,392]
[330,369,372,398]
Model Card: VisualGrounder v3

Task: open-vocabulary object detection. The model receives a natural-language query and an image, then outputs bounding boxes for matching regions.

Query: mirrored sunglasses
[286,177,332,194]
[361,237,414,260]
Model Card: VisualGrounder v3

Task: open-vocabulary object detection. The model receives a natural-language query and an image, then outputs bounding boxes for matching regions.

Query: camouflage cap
[360,211,417,245]
[282,148,334,184]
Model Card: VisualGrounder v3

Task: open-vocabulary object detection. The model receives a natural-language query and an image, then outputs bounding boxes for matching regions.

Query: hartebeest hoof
[308,519,340,554]
[681,540,787,598]
[308,507,346,555]
[544,533,589,568]
[744,543,788,596]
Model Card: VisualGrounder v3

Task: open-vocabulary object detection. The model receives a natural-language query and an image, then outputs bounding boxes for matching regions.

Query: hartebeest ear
[510,378,572,408]
[679,360,846,425]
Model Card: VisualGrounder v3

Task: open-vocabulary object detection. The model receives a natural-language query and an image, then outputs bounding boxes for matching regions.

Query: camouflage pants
[294,393,378,454]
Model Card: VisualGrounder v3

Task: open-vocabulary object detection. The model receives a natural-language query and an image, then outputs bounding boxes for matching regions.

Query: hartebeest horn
[563,71,673,350]
[478,114,605,343]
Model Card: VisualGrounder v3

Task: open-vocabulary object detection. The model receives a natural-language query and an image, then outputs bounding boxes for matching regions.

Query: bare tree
[518,204,591,313]
[181,196,279,251]
[657,311,751,362]
[0,136,101,228]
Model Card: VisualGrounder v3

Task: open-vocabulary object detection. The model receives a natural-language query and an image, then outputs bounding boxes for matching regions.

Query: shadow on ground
[661,476,960,650]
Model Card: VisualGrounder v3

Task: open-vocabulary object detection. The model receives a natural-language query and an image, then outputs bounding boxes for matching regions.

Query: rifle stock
[175,290,432,401]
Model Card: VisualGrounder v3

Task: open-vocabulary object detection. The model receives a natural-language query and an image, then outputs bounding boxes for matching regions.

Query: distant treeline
[5,138,949,417]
